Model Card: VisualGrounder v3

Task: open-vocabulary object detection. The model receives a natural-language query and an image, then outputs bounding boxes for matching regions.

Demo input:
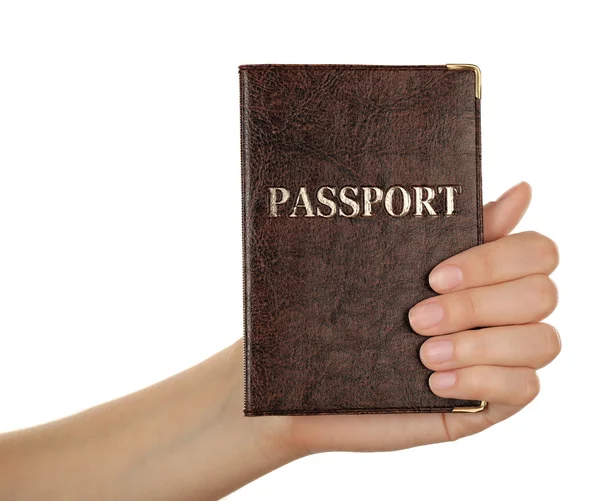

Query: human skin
[0,182,560,500]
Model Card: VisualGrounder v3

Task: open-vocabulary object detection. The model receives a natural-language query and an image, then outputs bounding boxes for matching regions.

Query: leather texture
[240,64,483,415]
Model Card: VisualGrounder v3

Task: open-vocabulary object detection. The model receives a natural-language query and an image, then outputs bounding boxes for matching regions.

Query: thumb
[483,182,532,242]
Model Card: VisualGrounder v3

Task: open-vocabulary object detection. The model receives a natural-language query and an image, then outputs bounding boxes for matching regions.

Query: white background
[0,1,598,499]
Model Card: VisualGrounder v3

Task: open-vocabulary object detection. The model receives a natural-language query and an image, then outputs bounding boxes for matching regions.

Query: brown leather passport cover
[240,64,484,415]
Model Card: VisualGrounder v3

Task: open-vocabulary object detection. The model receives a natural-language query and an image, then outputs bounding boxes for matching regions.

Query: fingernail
[421,339,454,364]
[429,265,463,291]
[409,303,444,330]
[429,371,457,391]
[496,181,524,202]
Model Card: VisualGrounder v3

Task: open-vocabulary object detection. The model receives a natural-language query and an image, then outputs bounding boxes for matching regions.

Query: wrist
[221,339,309,464]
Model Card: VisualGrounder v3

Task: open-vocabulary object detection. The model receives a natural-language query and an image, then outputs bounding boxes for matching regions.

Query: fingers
[429,231,559,293]
[483,182,532,242]
[409,274,558,336]
[429,365,540,407]
[420,323,561,371]
[410,182,554,443]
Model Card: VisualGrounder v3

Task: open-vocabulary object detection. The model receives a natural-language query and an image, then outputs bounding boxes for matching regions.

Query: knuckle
[518,370,541,405]
[522,230,545,241]
[534,234,560,272]
[529,274,559,318]
[515,230,544,240]
[462,290,478,324]
[481,244,501,283]
[538,323,562,365]
[462,368,487,396]
[460,330,488,363]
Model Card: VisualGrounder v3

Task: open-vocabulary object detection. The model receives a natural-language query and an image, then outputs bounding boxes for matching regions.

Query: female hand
[266,182,561,454]
[0,182,560,501]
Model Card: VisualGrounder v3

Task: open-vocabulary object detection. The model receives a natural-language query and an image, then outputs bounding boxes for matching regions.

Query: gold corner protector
[452,400,488,413]
[446,64,481,99]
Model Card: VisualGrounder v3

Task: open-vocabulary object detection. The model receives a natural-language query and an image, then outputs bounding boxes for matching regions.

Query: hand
[0,183,560,500]
[264,182,560,454]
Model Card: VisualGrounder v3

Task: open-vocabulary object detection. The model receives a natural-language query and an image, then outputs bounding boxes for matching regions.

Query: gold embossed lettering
[289,186,315,218]
[438,185,461,215]
[414,187,437,216]
[316,186,337,217]
[266,184,463,218]
[339,186,360,218]
[268,187,290,217]
[362,187,383,217]
[384,186,411,217]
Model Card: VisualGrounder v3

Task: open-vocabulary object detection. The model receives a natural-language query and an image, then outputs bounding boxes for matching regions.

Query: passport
[240,64,485,415]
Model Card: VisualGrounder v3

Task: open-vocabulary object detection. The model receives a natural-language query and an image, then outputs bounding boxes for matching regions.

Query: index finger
[428,231,559,293]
